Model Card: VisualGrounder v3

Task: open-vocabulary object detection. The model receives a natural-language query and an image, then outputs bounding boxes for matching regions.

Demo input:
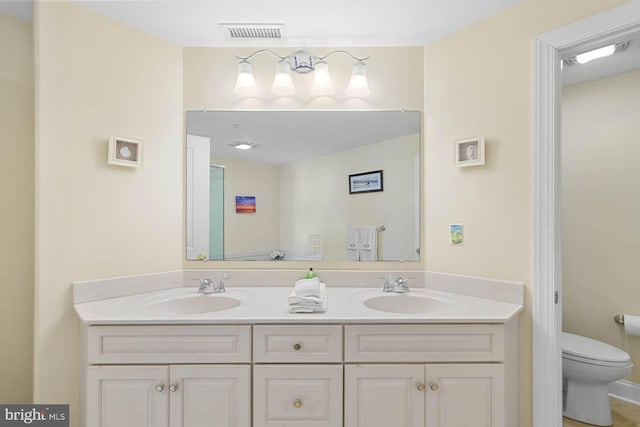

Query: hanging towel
[347,225,361,261]
[359,225,377,262]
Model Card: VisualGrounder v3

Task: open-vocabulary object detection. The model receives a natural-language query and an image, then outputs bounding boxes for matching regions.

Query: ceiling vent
[563,41,631,65]
[219,23,284,39]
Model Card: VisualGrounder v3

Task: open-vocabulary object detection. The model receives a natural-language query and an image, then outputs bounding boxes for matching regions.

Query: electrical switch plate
[308,235,323,256]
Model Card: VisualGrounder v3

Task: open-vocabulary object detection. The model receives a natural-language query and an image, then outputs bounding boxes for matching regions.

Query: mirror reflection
[186,110,421,262]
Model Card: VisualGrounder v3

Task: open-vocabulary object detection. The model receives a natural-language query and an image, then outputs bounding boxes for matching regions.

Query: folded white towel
[294,277,322,297]
[289,289,328,313]
[289,283,326,303]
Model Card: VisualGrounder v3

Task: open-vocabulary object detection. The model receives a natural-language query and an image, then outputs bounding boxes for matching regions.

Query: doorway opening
[533,3,640,427]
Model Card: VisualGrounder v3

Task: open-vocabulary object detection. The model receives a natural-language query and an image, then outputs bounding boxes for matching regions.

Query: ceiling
[186,110,420,165]
[1,0,527,46]
[3,1,638,94]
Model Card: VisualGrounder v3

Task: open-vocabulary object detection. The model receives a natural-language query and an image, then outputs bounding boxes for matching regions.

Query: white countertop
[74,286,522,325]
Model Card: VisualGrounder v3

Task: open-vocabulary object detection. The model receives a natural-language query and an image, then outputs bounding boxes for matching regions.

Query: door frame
[533,2,640,427]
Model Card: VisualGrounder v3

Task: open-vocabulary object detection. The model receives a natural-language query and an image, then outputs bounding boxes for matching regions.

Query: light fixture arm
[235,49,369,73]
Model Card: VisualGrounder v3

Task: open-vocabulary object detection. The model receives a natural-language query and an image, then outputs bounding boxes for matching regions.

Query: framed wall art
[349,170,383,194]
[455,136,485,167]
[108,136,142,168]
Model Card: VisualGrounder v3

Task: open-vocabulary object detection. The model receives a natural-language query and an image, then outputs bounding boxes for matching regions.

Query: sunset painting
[235,196,256,213]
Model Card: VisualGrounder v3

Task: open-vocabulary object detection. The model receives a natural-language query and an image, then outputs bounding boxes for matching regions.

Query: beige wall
[34,2,183,423]
[0,13,34,403]
[280,134,419,261]
[423,0,630,424]
[212,157,281,258]
[183,46,424,270]
[562,69,640,384]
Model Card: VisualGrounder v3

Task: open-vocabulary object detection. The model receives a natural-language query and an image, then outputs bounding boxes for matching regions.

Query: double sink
[145,287,464,316]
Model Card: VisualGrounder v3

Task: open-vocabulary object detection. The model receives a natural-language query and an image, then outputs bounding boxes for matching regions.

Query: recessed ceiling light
[229,139,256,150]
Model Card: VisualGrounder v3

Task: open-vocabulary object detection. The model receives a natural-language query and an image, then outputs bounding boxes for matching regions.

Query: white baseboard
[609,380,640,406]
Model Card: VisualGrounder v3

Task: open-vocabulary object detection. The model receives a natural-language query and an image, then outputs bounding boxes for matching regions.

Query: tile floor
[563,397,640,427]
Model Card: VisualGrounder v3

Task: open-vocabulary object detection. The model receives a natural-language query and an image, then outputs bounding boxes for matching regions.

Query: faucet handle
[193,278,214,293]
[214,273,231,292]
[378,276,393,292]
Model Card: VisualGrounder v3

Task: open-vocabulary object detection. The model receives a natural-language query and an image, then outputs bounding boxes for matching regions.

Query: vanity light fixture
[234,49,370,97]
[563,41,631,65]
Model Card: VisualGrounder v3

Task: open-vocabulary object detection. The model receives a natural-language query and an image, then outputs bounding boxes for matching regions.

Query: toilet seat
[562,332,632,367]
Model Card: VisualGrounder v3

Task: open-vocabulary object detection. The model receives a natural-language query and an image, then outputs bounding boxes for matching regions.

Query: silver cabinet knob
[169,383,178,392]
[155,384,164,393]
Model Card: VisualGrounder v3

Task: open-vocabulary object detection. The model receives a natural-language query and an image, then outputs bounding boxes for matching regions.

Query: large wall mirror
[186,110,421,262]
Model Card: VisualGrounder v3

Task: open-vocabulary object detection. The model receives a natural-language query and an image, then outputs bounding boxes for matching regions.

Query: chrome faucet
[379,275,413,293]
[194,274,231,294]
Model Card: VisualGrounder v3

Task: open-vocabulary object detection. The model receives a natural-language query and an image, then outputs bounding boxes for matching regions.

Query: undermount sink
[351,290,464,314]
[148,293,241,314]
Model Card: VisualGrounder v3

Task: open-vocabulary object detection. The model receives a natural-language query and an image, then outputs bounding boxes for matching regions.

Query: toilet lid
[562,332,631,365]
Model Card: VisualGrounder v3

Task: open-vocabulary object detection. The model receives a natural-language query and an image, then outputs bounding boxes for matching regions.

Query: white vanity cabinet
[344,364,504,427]
[82,325,252,427]
[343,324,512,427]
[81,322,517,427]
[86,365,250,427]
[252,325,344,427]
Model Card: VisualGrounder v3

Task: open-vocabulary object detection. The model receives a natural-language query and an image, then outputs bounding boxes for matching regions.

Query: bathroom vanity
[74,274,522,427]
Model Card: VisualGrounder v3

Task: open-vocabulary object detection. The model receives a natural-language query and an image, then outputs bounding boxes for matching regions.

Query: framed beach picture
[108,136,142,167]
[450,223,464,246]
[349,170,383,194]
[455,136,485,167]
[235,196,256,213]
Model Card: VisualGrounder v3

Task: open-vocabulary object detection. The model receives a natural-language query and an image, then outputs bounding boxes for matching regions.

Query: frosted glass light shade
[271,61,295,96]
[234,60,257,96]
[310,62,334,96]
[575,44,615,64]
[346,62,370,97]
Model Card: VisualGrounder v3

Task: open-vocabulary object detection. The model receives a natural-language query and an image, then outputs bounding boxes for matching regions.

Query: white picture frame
[455,136,485,167]
[108,136,142,168]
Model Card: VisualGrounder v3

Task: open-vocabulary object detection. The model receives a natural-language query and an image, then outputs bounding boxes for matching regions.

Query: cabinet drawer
[344,324,504,362]
[87,325,251,364]
[253,325,342,363]
[253,365,343,427]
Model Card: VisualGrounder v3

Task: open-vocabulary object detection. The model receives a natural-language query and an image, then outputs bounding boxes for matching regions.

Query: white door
[169,365,250,427]
[344,364,424,427]
[425,364,504,427]
[86,365,169,427]
[186,134,210,260]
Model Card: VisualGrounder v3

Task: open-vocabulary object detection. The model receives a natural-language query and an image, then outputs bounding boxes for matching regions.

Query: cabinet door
[169,365,250,427]
[87,366,169,427]
[425,364,504,427]
[253,365,343,427]
[344,365,424,427]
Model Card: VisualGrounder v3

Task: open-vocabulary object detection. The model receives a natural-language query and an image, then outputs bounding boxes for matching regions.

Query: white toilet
[562,332,633,426]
